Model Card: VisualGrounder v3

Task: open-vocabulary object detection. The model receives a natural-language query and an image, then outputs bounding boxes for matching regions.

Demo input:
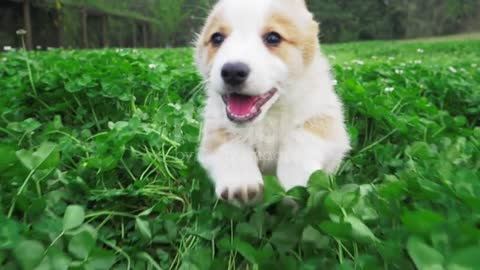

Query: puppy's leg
[277,116,350,191]
[198,129,263,205]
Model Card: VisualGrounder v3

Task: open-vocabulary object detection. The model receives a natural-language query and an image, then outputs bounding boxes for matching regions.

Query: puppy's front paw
[216,182,264,205]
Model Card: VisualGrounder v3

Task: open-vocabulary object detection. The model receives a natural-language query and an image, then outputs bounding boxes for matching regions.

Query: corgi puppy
[195,0,350,205]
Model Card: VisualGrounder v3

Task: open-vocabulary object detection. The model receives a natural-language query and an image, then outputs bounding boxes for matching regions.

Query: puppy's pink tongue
[227,94,258,116]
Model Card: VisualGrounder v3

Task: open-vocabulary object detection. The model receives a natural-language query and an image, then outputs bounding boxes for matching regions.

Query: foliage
[2,0,479,49]
[308,0,480,42]
[0,40,480,269]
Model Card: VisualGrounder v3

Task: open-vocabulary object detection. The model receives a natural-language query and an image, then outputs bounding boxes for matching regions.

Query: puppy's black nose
[221,62,250,86]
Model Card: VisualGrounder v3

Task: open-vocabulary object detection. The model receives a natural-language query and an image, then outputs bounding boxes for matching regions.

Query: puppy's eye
[210,32,225,46]
[264,32,282,46]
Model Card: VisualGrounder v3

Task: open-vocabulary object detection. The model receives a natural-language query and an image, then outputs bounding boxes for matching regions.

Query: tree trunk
[23,0,33,50]
[57,9,63,47]
[132,22,137,48]
[102,15,109,48]
[142,24,148,48]
[81,7,88,48]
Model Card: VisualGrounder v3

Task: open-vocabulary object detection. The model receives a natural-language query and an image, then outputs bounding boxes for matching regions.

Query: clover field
[0,39,480,270]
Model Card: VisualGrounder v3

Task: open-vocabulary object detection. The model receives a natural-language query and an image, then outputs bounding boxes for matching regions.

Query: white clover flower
[448,66,457,73]
[345,66,352,70]
[133,49,139,54]
[1,57,6,62]
[414,60,422,64]
[472,63,478,68]
[16,29,27,35]
[3,46,13,51]
[332,80,338,86]
[395,69,404,75]
[148,64,158,69]
[353,60,364,65]
[417,48,424,53]
[385,87,395,92]
[388,57,395,61]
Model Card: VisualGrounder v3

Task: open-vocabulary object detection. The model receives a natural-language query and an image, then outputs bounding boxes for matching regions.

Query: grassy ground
[0,39,479,270]
[404,32,480,42]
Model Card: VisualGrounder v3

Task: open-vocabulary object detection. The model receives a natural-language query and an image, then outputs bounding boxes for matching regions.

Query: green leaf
[257,243,275,265]
[324,185,360,214]
[270,223,300,253]
[345,215,380,243]
[0,144,18,173]
[447,246,480,270]
[136,217,152,240]
[27,198,46,218]
[165,219,178,241]
[407,237,444,270]
[13,240,45,270]
[302,226,330,250]
[85,248,116,270]
[68,230,96,260]
[233,239,258,264]
[0,251,5,265]
[235,222,258,239]
[47,248,71,270]
[286,186,309,205]
[16,142,58,171]
[7,118,41,134]
[308,170,331,192]
[262,176,285,205]
[402,210,445,234]
[137,207,154,217]
[63,205,85,231]
[0,217,24,249]
[319,221,352,239]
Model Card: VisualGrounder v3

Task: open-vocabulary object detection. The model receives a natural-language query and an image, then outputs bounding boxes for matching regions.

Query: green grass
[404,32,480,42]
[0,40,479,270]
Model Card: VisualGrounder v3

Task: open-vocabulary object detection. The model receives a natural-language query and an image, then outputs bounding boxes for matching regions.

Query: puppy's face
[195,0,319,124]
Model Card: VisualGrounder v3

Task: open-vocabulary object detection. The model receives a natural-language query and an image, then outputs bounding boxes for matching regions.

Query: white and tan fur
[195,0,350,204]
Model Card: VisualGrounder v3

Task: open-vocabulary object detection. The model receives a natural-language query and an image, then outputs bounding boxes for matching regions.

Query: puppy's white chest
[242,109,289,173]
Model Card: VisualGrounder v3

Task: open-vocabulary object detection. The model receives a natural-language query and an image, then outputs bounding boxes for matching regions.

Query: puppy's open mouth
[222,89,277,123]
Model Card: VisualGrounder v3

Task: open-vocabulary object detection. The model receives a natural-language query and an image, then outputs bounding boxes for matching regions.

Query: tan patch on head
[196,13,231,67]
[304,116,339,140]
[263,13,319,67]
[204,128,233,153]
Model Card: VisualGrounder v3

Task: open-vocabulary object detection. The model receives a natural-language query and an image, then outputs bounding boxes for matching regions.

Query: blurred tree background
[1,0,479,49]
[309,0,480,42]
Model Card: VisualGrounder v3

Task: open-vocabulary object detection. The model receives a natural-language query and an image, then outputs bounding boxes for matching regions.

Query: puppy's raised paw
[217,183,264,205]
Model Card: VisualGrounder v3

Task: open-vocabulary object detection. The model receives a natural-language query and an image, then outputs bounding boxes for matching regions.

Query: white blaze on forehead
[216,0,272,32]
[216,0,312,33]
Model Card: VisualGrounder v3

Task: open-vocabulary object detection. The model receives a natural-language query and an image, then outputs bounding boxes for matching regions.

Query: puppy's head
[195,0,319,124]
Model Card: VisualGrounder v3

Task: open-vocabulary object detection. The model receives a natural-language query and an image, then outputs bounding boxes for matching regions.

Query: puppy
[195,0,350,205]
